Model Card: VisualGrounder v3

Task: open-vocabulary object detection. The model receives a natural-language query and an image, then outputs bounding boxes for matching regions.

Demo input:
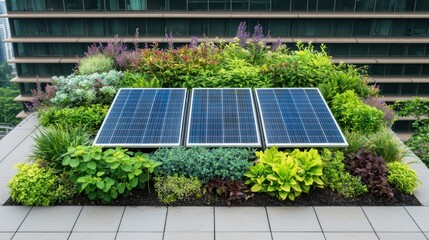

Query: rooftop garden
[6,23,425,206]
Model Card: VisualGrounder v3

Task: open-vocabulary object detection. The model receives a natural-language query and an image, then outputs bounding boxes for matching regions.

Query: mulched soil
[4,184,421,207]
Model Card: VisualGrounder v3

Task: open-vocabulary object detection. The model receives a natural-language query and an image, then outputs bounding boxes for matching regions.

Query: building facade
[0,0,14,67]
[3,0,429,135]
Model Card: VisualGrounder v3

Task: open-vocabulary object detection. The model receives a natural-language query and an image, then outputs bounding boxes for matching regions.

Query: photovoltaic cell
[94,88,187,147]
[186,88,261,147]
[255,88,348,147]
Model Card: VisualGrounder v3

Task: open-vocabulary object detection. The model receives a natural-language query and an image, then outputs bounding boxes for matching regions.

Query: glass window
[26,0,44,11]
[336,0,355,11]
[371,20,392,36]
[47,19,66,36]
[352,20,371,36]
[232,0,249,10]
[318,0,334,11]
[426,44,429,56]
[407,44,425,56]
[421,64,429,75]
[328,44,350,57]
[272,0,290,11]
[369,64,386,76]
[70,44,87,56]
[108,19,127,36]
[396,0,416,11]
[349,44,368,57]
[250,0,269,11]
[391,19,413,36]
[292,0,306,11]
[392,120,412,132]
[403,64,421,75]
[388,44,406,56]
[411,20,429,36]
[147,0,164,10]
[33,43,50,56]
[6,0,27,11]
[147,19,165,36]
[127,0,146,10]
[380,83,400,95]
[53,64,74,76]
[188,0,208,10]
[20,83,37,96]
[68,19,86,36]
[401,83,418,95]
[369,44,388,56]
[166,19,187,36]
[291,19,317,36]
[332,20,352,36]
[209,19,229,37]
[45,0,64,11]
[386,64,403,75]
[36,64,52,76]
[418,83,429,94]
[106,0,125,10]
[355,0,375,11]
[18,64,36,77]
[230,19,245,36]
[307,0,317,11]
[12,19,30,36]
[50,43,67,56]
[87,19,106,36]
[127,19,146,36]
[169,0,186,10]
[315,20,332,36]
[14,43,33,57]
[269,19,290,36]
[65,0,83,10]
[84,0,105,10]
[375,0,395,11]
[209,0,230,10]
[29,19,47,36]
[188,19,207,36]
[416,0,429,11]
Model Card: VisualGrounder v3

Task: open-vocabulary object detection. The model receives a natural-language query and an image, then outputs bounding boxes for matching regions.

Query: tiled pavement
[1,115,429,240]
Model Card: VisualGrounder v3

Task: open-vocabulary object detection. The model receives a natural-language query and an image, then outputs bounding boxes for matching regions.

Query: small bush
[387,162,421,195]
[152,147,254,183]
[154,175,201,204]
[346,148,394,198]
[31,126,91,169]
[332,90,385,133]
[8,163,76,206]
[204,179,253,205]
[38,104,109,135]
[63,146,161,203]
[78,54,115,75]
[321,149,368,198]
[363,96,396,127]
[244,147,324,201]
[119,71,162,88]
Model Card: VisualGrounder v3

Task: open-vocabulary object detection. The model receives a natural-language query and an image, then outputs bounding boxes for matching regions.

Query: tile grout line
[312,207,327,240]
[161,207,169,240]
[11,206,33,239]
[213,207,216,240]
[264,206,274,240]
[360,206,381,240]
[113,207,127,240]
[66,206,84,240]
[403,206,429,240]
[0,127,37,164]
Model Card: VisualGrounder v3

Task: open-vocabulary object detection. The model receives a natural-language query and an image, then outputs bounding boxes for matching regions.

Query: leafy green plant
[63,146,161,203]
[346,148,394,198]
[8,162,76,206]
[321,149,368,198]
[204,179,253,205]
[387,162,421,195]
[38,104,109,135]
[331,90,385,133]
[78,54,115,75]
[119,71,162,88]
[152,147,254,183]
[154,174,201,204]
[244,147,323,201]
[31,126,91,169]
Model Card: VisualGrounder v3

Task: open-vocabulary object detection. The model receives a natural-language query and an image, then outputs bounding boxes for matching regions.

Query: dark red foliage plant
[346,148,394,198]
[203,179,254,206]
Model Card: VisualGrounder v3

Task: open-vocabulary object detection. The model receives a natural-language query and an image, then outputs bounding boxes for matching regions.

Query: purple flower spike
[272,37,282,51]
[253,24,264,43]
[166,32,174,50]
[190,36,198,49]
[236,22,250,48]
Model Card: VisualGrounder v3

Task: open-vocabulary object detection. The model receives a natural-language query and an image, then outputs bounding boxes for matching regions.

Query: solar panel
[94,88,187,147]
[255,88,348,147]
[186,88,261,147]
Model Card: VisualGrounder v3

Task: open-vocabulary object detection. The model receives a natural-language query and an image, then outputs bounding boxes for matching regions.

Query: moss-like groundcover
[6,23,423,206]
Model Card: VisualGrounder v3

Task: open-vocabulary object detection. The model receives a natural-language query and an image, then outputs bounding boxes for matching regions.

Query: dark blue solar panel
[94,88,186,147]
[187,88,261,147]
[255,88,348,147]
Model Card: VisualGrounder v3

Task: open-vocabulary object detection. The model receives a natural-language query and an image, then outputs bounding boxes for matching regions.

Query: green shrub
[154,175,201,204]
[152,147,254,183]
[38,104,109,135]
[321,149,368,198]
[244,147,324,201]
[204,179,253,205]
[78,54,115,75]
[331,90,384,133]
[387,162,421,195]
[51,70,122,107]
[63,146,161,203]
[8,163,76,206]
[31,126,91,169]
[119,71,162,88]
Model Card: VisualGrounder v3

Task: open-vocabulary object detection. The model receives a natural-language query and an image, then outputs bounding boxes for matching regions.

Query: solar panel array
[186,88,261,147]
[255,88,348,147]
[94,88,187,147]
[95,87,348,148]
